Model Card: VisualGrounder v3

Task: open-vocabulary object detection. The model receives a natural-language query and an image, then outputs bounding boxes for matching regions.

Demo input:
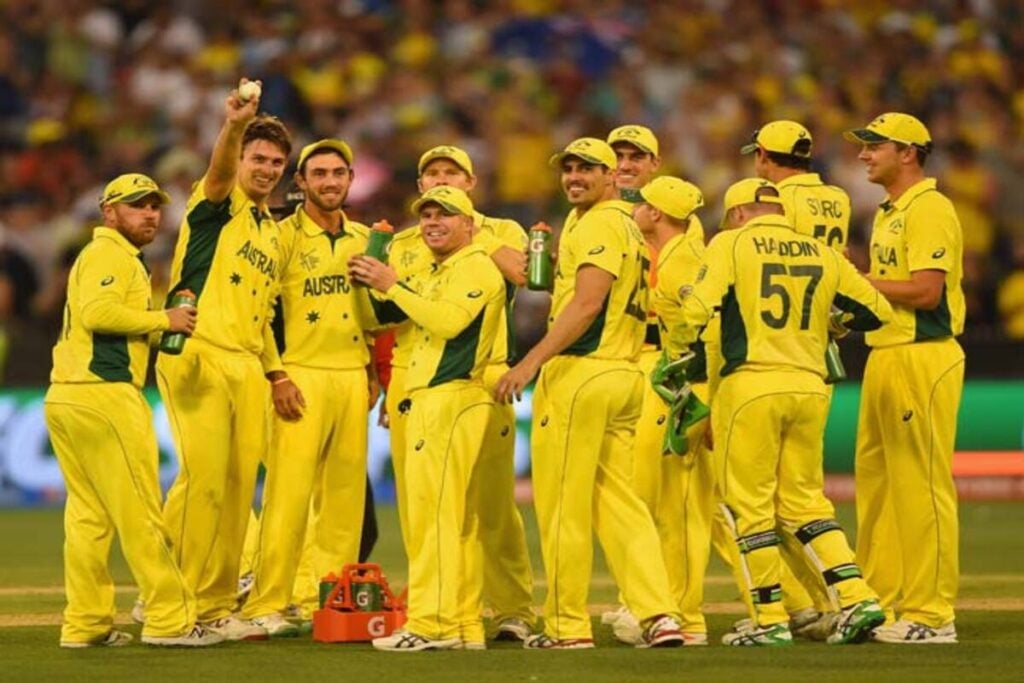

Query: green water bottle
[526,222,554,291]
[824,339,846,384]
[365,219,394,263]
[158,289,196,355]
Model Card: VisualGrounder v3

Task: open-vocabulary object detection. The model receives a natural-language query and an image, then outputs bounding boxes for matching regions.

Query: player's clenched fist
[225,78,261,126]
[165,304,197,334]
[348,254,398,292]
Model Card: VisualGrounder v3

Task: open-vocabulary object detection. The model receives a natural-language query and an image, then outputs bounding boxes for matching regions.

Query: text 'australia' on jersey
[551,200,648,361]
[673,216,892,379]
[165,180,281,355]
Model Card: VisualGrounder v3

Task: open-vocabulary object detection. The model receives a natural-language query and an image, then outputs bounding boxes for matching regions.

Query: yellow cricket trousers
[714,369,875,627]
[157,339,269,622]
[386,365,411,556]
[532,355,679,640]
[243,365,368,619]
[855,338,964,627]
[45,383,195,641]
[404,381,493,640]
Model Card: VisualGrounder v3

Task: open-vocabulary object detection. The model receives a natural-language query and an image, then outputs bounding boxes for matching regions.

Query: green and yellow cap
[549,137,617,169]
[417,145,474,176]
[607,124,659,156]
[410,185,475,216]
[297,138,354,171]
[99,173,170,207]
[639,176,704,220]
[844,113,932,150]
[740,120,813,157]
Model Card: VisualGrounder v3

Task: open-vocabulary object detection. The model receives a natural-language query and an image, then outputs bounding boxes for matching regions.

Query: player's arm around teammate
[844,114,966,644]
[45,175,222,648]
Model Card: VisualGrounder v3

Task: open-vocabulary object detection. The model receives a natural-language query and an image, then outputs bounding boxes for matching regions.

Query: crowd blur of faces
[2,0,1024,384]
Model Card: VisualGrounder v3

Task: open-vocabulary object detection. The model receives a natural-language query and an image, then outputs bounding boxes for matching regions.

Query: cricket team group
[45,79,964,651]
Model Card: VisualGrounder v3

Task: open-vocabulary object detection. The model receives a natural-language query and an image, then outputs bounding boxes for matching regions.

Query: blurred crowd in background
[2,0,1024,384]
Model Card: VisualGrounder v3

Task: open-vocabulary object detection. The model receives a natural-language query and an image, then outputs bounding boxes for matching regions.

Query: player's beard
[308,188,347,213]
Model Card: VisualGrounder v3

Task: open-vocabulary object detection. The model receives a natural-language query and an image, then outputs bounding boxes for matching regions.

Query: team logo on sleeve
[588,246,606,255]
[932,248,946,259]
[678,285,693,299]
[466,289,483,299]
[100,276,114,286]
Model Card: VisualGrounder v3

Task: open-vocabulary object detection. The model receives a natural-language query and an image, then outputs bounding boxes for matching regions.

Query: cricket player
[45,174,221,648]
[738,119,855,635]
[845,113,965,644]
[157,80,290,641]
[495,138,684,649]
[241,139,378,636]
[668,178,892,646]
[350,186,504,651]
[386,145,535,644]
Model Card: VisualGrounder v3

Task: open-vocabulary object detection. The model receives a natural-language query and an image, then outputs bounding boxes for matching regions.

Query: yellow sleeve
[78,246,168,335]
[906,194,959,274]
[670,232,735,349]
[495,218,527,250]
[833,253,893,331]
[653,239,704,357]
[473,229,503,256]
[574,214,627,277]
[385,260,501,340]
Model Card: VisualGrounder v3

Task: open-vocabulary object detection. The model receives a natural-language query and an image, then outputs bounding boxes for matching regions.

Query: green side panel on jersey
[430,308,485,387]
[167,199,232,305]
[915,284,953,341]
[271,296,286,354]
[88,333,132,382]
[834,292,884,332]
[562,293,610,357]
[504,280,518,363]
[719,286,749,377]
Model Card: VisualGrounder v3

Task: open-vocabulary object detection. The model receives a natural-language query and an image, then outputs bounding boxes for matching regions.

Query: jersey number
[760,263,822,330]
[624,254,651,322]
[813,224,844,248]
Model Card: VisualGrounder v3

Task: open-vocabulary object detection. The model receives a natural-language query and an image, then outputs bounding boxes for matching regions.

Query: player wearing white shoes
[668,179,892,647]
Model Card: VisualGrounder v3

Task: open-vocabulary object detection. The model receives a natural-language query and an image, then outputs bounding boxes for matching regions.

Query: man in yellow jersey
[45,174,222,648]
[738,119,855,637]
[624,175,719,645]
[156,80,291,641]
[241,139,378,635]
[350,186,505,651]
[603,125,727,646]
[668,178,892,646]
[386,145,535,644]
[495,138,684,649]
[845,113,965,644]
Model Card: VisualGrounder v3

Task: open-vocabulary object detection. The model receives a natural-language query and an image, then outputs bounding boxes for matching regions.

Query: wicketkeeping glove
[650,350,694,405]
[662,390,711,456]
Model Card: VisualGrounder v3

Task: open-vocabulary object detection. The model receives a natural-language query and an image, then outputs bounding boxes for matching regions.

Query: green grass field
[2,502,1022,682]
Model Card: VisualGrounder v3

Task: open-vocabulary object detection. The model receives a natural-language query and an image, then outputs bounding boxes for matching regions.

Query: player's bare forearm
[204,88,258,202]
[869,269,945,310]
[490,245,527,287]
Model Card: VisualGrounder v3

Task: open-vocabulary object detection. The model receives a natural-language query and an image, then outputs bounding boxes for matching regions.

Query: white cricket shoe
[523,634,595,649]
[371,629,460,652]
[494,617,533,642]
[872,619,957,644]
[637,615,684,648]
[60,630,133,648]
[600,605,630,626]
[131,599,145,625]
[142,623,225,647]
[612,609,643,645]
[249,613,300,638]
[202,615,269,641]
[722,622,794,646]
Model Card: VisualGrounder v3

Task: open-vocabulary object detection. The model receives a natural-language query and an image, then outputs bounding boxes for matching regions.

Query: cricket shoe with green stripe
[871,620,957,644]
[827,599,886,644]
[372,629,461,652]
[722,622,793,646]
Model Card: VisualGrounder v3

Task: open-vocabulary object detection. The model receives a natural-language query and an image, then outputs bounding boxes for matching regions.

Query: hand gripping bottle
[158,289,196,355]
[824,339,847,384]
[365,220,394,263]
[526,222,554,291]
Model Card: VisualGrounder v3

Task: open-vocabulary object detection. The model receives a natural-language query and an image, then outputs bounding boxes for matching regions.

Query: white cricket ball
[238,80,261,103]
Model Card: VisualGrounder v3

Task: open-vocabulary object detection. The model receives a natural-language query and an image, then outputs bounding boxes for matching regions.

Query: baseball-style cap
[607,124,659,156]
[410,185,475,216]
[722,178,783,212]
[418,145,474,176]
[740,120,813,157]
[99,173,171,207]
[843,113,932,150]
[639,176,704,220]
[549,137,617,169]
[297,138,354,171]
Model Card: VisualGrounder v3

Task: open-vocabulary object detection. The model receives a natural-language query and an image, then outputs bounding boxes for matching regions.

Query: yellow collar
[883,178,937,212]
[93,226,141,257]
[296,205,351,238]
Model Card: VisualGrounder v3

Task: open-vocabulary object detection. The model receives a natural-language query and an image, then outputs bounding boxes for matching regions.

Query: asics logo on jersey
[588,246,605,255]
[466,289,483,299]
[902,410,914,422]
[100,276,114,286]
[932,248,946,259]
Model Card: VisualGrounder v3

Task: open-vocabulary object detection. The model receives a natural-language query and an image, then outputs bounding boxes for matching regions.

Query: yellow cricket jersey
[865,178,966,348]
[268,207,375,370]
[673,215,893,379]
[552,200,648,360]
[373,244,505,392]
[645,215,706,351]
[50,227,170,388]
[388,211,525,368]
[777,173,851,251]
[650,229,706,370]
[166,179,281,356]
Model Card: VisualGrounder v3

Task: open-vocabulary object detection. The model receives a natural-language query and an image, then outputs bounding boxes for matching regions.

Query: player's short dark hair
[894,142,929,168]
[763,150,812,171]
[242,115,292,158]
